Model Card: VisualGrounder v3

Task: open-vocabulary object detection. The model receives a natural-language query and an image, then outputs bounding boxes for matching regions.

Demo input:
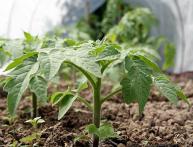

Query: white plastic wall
[0,0,62,38]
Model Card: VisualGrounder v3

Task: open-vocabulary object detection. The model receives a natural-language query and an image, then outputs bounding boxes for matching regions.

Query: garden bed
[0,72,193,147]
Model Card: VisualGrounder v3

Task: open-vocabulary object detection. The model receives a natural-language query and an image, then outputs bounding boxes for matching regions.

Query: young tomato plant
[3,32,74,118]
[25,117,45,129]
[35,40,188,147]
[3,32,49,118]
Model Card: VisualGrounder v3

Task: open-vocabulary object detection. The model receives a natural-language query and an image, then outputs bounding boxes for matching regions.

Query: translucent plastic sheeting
[0,0,61,38]
[0,0,104,39]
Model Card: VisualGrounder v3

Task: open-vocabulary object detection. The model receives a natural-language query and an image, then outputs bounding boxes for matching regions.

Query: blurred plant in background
[47,0,175,73]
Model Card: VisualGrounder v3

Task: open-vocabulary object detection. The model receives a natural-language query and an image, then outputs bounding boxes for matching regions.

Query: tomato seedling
[3,32,48,118]
[41,40,187,147]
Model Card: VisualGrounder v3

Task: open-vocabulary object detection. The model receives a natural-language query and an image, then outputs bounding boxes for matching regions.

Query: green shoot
[25,117,45,129]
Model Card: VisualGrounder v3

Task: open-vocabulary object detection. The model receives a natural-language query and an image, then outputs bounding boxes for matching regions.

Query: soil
[1,72,193,147]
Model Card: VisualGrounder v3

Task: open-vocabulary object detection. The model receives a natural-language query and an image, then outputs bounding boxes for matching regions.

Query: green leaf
[162,43,175,70]
[5,52,37,71]
[41,38,56,48]
[76,77,88,92]
[121,57,152,113]
[4,60,39,115]
[25,117,45,128]
[0,43,11,67]
[135,54,160,72]
[96,44,120,61]
[154,74,188,104]
[0,47,11,56]
[50,90,70,105]
[29,76,48,104]
[153,74,178,104]
[38,47,101,79]
[86,124,117,140]
[58,94,78,120]
[128,47,160,61]
[86,124,98,134]
[109,49,130,67]
[65,48,102,78]
[63,38,77,46]
[96,124,118,140]
[23,32,42,52]
[51,91,78,120]
[24,32,34,42]
[175,86,189,104]
[38,49,65,79]
[50,92,64,105]
[20,132,40,144]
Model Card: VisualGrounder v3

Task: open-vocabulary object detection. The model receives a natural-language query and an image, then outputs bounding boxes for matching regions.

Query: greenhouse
[0,0,193,146]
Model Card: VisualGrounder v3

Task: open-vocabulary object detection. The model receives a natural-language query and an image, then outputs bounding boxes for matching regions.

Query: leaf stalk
[101,87,122,104]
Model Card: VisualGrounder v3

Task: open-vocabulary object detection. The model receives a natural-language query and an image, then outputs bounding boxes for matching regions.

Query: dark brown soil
[1,72,193,147]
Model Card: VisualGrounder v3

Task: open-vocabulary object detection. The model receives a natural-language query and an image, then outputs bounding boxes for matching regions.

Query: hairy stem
[101,87,122,104]
[32,93,37,118]
[93,78,101,147]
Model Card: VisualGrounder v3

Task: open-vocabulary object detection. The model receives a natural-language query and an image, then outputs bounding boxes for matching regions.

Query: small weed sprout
[25,117,45,129]
[20,117,45,145]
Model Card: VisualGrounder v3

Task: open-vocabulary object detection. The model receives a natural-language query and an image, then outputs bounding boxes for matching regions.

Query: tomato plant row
[1,32,188,147]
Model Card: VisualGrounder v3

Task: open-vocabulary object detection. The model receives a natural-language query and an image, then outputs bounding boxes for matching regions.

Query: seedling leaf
[96,124,118,140]
[4,61,39,115]
[86,124,98,134]
[76,77,88,92]
[86,123,117,140]
[29,75,48,104]
[5,52,37,71]
[20,132,41,144]
[163,43,175,70]
[51,91,78,120]
[25,117,45,128]
[153,74,178,104]
[38,46,102,79]
[121,57,152,113]
[58,94,78,120]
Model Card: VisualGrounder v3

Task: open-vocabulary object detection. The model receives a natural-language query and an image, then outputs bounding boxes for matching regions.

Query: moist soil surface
[1,72,193,147]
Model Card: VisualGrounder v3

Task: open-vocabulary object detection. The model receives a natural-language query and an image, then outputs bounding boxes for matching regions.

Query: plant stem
[32,93,37,118]
[93,78,101,147]
[101,87,122,104]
